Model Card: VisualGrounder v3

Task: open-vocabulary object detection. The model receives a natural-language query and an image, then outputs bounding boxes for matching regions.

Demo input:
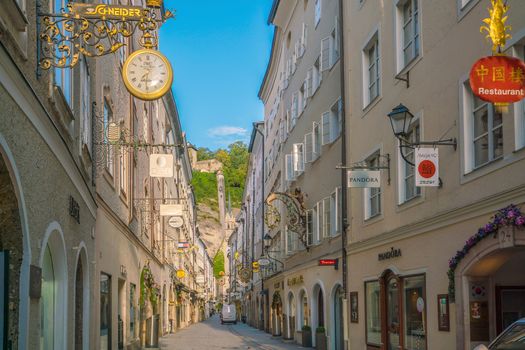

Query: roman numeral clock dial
[122,49,173,101]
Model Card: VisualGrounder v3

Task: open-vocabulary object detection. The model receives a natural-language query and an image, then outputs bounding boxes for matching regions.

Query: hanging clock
[122,48,173,101]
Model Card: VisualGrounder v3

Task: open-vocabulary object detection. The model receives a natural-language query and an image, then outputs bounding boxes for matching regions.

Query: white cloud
[207,126,248,137]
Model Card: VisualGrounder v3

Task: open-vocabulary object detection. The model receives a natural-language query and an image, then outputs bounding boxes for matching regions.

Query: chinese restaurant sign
[70,3,144,20]
[470,56,525,103]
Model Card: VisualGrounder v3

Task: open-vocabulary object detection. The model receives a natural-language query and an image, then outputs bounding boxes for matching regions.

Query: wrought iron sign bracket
[36,1,174,71]
[265,191,309,251]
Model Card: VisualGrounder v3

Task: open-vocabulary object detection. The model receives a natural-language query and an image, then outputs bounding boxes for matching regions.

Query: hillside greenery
[192,141,248,209]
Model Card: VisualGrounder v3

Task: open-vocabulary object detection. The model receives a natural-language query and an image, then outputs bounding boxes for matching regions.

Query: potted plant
[315,326,327,350]
[301,325,312,347]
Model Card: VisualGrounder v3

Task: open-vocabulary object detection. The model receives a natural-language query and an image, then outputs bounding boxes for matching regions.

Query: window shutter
[304,133,313,163]
[302,80,308,110]
[286,110,291,133]
[306,210,312,246]
[321,37,331,71]
[330,191,337,236]
[315,0,322,26]
[316,202,322,243]
[292,143,304,174]
[334,16,340,63]
[301,23,308,54]
[285,154,294,181]
[292,93,298,121]
[312,121,320,159]
[321,111,331,145]
[292,51,297,73]
[307,68,314,98]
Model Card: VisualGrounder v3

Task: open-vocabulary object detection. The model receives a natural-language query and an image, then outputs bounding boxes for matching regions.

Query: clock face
[122,49,173,100]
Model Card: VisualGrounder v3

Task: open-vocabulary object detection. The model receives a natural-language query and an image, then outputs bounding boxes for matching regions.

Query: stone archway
[74,246,90,350]
[0,147,27,349]
[331,284,344,350]
[450,206,525,349]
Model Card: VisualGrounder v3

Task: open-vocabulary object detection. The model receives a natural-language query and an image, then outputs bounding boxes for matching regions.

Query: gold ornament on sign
[480,0,512,54]
[146,0,162,8]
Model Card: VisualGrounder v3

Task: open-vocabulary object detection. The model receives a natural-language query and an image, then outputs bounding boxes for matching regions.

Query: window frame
[314,0,322,28]
[103,98,114,177]
[462,81,504,173]
[362,28,380,108]
[398,120,422,204]
[364,151,382,220]
[394,0,421,73]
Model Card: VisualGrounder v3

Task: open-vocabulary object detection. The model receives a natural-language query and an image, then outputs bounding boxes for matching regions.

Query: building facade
[0,1,214,349]
[256,0,346,348]
[343,1,525,349]
[0,0,98,348]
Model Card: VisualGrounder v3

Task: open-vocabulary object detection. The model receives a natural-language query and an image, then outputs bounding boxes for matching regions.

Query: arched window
[41,245,55,350]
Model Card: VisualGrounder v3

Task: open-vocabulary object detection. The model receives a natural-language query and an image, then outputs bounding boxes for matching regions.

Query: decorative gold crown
[146,0,162,8]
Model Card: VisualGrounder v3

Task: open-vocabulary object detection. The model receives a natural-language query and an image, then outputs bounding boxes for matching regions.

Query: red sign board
[470,56,525,103]
[319,259,338,267]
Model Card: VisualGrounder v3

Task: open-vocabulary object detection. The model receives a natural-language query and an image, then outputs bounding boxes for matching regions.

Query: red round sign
[418,160,436,179]
[469,56,525,104]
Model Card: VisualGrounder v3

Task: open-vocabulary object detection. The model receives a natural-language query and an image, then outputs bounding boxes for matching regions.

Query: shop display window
[365,281,381,346]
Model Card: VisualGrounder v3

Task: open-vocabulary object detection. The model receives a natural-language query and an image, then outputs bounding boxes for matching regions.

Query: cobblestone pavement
[159,316,306,350]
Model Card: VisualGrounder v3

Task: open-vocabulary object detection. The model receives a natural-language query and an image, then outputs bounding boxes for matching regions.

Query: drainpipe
[338,0,350,348]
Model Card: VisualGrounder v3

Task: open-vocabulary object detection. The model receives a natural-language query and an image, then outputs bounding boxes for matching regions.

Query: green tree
[197,147,214,161]
[213,250,225,279]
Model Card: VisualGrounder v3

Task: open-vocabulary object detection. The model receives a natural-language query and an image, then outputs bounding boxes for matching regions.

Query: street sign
[415,148,439,187]
[149,154,174,178]
[347,170,380,188]
[168,216,184,228]
[319,259,339,270]
[257,258,271,266]
[160,204,183,216]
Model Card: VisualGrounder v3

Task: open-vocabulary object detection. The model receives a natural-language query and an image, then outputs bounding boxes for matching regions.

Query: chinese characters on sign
[415,148,439,187]
[470,56,525,103]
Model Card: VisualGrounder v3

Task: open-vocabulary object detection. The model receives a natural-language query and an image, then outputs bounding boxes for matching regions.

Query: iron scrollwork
[265,189,308,249]
[38,2,174,70]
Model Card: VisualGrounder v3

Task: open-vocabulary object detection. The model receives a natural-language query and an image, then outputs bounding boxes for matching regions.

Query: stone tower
[217,170,226,228]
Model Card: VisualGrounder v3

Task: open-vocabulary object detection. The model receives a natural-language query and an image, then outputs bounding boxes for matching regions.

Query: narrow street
[160,316,305,350]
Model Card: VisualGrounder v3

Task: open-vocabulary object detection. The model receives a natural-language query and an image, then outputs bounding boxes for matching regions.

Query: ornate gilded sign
[287,275,304,287]
[70,3,144,20]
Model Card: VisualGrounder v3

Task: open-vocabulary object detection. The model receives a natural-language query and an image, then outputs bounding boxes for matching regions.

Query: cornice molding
[348,184,525,254]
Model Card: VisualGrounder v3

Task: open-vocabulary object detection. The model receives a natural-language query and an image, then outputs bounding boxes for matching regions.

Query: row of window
[284,98,342,182]
[361,83,525,221]
[362,0,419,108]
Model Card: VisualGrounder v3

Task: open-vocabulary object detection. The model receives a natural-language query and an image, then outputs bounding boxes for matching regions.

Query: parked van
[221,304,237,324]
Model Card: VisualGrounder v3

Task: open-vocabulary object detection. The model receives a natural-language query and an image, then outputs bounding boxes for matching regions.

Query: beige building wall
[343,1,525,349]
[259,0,345,347]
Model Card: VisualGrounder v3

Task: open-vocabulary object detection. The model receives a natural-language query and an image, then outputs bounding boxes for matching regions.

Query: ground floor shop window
[365,281,381,346]
[100,273,112,350]
[130,283,136,339]
[365,272,426,349]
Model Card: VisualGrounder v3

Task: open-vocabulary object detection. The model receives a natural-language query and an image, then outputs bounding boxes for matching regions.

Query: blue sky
[160,1,274,150]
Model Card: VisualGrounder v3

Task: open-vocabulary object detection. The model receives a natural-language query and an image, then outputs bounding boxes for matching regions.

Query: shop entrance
[271,292,282,336]
[462,248,525,347]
